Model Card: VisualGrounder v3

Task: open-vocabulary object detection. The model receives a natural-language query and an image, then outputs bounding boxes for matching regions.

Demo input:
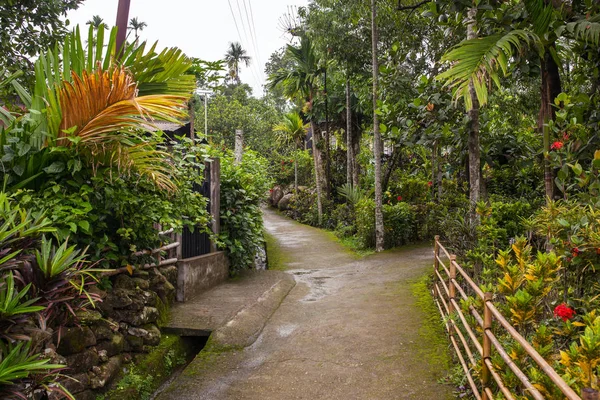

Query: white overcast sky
[66,0,308,97]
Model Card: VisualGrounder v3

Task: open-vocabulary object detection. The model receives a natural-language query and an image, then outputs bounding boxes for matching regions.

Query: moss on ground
[264,230,290,271]
[410,274,451,372]
[95,334,191,400]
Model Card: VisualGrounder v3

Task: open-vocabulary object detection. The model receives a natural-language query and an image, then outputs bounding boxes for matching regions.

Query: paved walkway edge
[211,273,296,348]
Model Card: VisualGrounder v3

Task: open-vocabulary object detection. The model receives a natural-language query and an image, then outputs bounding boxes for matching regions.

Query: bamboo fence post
[434,235,440,271]
[582,388,599,400]
[449,255,457,313]
[482,292,493,400]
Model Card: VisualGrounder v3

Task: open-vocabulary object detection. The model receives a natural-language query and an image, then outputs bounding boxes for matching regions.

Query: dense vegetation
[199,0,600,397]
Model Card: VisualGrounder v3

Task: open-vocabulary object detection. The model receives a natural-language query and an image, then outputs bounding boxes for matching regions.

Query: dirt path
[159,209,453,399]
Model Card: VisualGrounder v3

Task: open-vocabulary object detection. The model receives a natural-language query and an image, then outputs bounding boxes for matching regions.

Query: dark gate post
[209,158,221,253]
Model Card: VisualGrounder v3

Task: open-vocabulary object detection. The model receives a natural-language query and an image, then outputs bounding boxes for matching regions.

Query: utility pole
[115,0,131,57]
[196,89,212,138]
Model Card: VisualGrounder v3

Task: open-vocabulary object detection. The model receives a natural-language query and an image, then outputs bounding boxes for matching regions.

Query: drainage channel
[149,334,210,400]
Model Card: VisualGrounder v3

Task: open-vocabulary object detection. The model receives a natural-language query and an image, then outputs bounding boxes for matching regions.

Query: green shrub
[15,138,211,268]
[355,198,376,249]
[218,150,273,274]
[355,199,417,249]
[383,202,416,247]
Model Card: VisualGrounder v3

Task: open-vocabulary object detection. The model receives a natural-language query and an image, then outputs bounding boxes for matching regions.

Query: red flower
[427,181,433,187]
[397,196,403,201]
[269,189,273,193]
[571,247,581,257]
[281,160,285,165]
[554,303,575,322]
[551,141,564,150]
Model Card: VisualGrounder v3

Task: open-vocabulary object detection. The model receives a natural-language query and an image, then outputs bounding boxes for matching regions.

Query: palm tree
[224,42,251,84]
[86,15,106,31]
[273,112,309,193]
[5,25,196,192]
[128,17,148,43]
[268,36,326,225]
[437,1,600,202]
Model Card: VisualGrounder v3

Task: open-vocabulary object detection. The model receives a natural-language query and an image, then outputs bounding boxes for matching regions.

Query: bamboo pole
[449,255,457,314]
[482,292,492,400]
[582,388,599,400]
[434,235,440,271]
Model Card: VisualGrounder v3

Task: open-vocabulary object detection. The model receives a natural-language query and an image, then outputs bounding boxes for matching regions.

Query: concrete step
[162,270,295,348]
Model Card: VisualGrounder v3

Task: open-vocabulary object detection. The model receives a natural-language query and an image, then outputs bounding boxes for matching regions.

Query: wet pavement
[158,209,453,400]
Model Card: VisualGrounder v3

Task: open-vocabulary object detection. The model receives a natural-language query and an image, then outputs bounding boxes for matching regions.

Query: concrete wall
[176,252,229,302]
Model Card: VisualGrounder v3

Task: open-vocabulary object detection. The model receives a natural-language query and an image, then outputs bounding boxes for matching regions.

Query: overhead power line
[227,0,262,90]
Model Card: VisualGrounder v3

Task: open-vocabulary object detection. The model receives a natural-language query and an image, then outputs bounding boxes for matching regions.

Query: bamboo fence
[432,236,599,400]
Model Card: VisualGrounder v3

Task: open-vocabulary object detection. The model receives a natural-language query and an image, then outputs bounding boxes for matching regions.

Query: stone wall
[49,266,177,399]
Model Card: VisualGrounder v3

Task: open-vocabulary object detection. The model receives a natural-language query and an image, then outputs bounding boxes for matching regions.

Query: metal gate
[181,162,213,259]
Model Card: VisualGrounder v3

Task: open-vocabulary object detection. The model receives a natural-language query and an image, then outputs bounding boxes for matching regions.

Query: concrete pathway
[159,209,453,400]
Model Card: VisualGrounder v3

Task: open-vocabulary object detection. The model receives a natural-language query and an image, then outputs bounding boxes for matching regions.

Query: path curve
[160,209,453,400]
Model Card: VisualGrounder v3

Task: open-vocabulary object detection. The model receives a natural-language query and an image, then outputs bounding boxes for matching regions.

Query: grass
[264,230,290,271]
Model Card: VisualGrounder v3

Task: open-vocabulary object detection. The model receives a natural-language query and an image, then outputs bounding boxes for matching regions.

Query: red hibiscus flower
[551,141,564,150]
[554,303,575,322]
[397,196,402,201]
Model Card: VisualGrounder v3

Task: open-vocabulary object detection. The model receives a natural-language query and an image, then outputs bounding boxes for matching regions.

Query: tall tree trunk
[539,46,562,202]
[311,120,324,225]
[467,7,481,222]
[294,143,299,193]
[383,147,400,193]
[371,0,384,252]
[352,126,361,188]
[346,74,354,188]
[234,129,244,165]
[324,69,331,196]
[432,140,437,198]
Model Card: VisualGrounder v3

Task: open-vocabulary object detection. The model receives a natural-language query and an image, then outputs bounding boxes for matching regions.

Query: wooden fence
[432,236,600,400]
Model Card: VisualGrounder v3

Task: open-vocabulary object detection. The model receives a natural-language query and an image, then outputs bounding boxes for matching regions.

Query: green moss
[98,334,189,400]
[411,274,451,371]
[264,230,290,271]
[156,297,170,328]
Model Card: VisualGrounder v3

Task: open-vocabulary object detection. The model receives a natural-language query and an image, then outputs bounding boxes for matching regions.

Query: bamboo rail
[432,236,595,400]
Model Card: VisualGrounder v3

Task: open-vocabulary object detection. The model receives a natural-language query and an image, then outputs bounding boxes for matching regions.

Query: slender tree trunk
[432,140,437,198]
[352,126,361,188]
[324,69,331,196]
[437,143,443,200]
[294,144,299,193]
[234,129,244,165]
[311,120,324,225]
[467,7,481,221]
[346,75,353,188]
[383,147,400,193]
[371,0,384,252]
[539,46,562,202]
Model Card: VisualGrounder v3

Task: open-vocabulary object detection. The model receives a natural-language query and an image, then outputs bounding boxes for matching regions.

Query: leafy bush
[0,193,103,399]
[218,150,273,273]
[355,198,416,249]
[14,138,211,268]
[271,149,313,187]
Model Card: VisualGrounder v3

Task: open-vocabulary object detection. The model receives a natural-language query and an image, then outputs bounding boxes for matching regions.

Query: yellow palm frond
[57,66,187,144]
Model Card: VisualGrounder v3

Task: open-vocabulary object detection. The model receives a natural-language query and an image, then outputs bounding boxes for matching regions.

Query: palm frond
[436,30,540,110]
[523,0,554,36]
[56,66,188,144]
[564,16,600,45]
